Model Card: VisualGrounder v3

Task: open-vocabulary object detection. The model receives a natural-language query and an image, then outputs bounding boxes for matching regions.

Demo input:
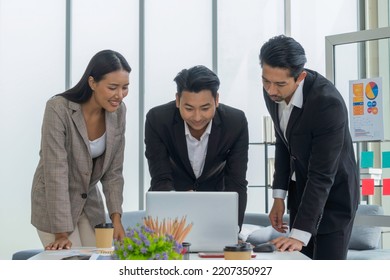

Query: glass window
[143,0,212,197]
[0,0,66,261]
[218,0,284,213]
[144,0,212,111]
[218,0,284,143]
[291,0,358,75]
[72,0,139,210]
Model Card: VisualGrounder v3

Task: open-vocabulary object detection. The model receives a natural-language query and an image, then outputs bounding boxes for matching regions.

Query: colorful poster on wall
[349,77,384,142]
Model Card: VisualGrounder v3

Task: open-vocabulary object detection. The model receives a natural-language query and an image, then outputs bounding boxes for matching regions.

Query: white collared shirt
[273,79,304,199]
[272,79,311,246]
[277,80,304,141]
[184,120,212,178]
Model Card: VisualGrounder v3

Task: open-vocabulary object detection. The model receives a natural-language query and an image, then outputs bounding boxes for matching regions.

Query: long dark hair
[58,50,131,103]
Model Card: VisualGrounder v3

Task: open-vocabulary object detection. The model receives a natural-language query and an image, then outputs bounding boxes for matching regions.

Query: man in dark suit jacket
[145,65,249,228]
[259,35,359,259]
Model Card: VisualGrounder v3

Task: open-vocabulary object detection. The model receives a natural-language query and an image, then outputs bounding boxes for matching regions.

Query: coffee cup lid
[95,223,113,229]
[224,243,252,252]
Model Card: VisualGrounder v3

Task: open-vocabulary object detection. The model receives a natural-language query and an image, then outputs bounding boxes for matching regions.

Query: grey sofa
[241,204,390,260]
[347,204,390,259]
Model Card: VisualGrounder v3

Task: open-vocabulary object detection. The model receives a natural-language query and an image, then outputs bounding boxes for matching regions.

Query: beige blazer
[31,96,126,233]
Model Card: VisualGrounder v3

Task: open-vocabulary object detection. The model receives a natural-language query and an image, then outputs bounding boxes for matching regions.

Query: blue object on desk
[96,255,114,260]
[12,249,43,260]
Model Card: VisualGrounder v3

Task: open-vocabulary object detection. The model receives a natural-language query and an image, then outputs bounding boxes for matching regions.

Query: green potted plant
[114,216,192,260]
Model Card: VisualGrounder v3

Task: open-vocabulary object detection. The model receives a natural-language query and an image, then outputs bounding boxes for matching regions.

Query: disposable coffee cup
[224,243,252,260]
[95,223,114,248]
[181,242,191,260]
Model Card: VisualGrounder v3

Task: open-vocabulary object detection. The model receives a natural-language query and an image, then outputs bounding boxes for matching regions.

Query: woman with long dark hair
[31,50,131,250]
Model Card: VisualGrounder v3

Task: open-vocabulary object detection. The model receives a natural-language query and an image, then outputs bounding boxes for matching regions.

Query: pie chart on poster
[365,82,378,100]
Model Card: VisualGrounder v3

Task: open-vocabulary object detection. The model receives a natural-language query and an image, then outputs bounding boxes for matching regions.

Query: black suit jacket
[145,101,249,227]
[263,69,359,235]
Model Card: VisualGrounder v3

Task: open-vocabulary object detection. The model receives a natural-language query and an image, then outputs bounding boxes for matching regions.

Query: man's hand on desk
[269,199,288,233]
[271,236,303,252]
[45,232,72,250]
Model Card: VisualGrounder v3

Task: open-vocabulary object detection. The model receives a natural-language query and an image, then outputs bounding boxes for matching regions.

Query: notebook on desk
[145,191,239,252]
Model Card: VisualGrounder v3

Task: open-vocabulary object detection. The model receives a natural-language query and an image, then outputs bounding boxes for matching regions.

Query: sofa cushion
[239,224,262,241]
[347,249,390,260]
[240,224,287,245]
[12,249,43,260]
[106,210,146,230]
[348,205,383,250]
[246,226,287,245]
[349,225,381,250]
[121,210,146,229]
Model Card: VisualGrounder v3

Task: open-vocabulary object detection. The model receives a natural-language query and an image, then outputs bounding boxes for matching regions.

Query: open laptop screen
[145,191,239,252]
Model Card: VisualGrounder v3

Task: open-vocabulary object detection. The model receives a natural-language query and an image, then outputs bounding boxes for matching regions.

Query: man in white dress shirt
[260,35,359,259]
[144,65,249,228]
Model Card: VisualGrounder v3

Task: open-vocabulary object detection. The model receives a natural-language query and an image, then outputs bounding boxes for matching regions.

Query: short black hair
[259,35,307,80]
[174,65,220,99]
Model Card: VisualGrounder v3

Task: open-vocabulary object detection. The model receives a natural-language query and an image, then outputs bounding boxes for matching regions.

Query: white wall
[70,0,140,214]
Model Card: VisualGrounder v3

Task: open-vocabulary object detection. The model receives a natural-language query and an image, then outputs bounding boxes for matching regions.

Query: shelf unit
[248,142,275,213]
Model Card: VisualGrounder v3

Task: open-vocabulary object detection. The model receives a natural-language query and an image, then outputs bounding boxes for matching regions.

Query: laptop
[145,191,239,252]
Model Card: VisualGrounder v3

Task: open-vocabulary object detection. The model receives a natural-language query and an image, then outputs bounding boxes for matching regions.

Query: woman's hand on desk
[45,232,72,250]
[111,212,125,241]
